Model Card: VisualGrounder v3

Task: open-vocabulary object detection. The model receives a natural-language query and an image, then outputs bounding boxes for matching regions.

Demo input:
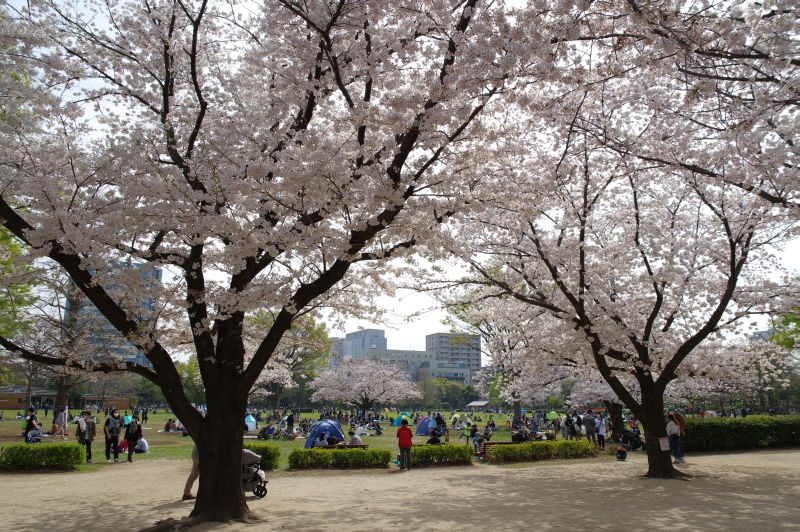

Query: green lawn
[1,409,519,470]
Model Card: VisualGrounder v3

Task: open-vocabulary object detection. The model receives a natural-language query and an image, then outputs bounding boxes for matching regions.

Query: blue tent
[416,416,437,436]
[392,411,412,427]
[304,419,345,448]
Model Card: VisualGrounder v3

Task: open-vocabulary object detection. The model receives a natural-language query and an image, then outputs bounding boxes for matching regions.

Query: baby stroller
[621,429,643,451]
[26,429,44,444]
[242,449,268,498]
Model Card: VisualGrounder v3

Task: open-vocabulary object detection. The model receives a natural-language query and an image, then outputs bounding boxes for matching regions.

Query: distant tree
[310,360,422,416]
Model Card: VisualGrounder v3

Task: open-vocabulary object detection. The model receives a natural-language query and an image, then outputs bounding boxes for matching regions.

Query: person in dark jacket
[76,410,97,463]
[104,409,122,463]
[124,415,143,462]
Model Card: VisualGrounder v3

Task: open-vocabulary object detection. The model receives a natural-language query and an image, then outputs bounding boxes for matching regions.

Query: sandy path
[1,450,798,531]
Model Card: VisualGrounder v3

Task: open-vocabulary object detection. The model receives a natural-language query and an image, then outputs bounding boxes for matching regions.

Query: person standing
[141,408,149,425]
[75,410,97,463]
[666,413,684,464]
[53,407,67,440]
[183,445,200,500]
[124,415,143,462]
[104,409,122,463]
[584,414,597,447]
[396,418,413,471]
[286,412,295,434]
[596,415,606,450]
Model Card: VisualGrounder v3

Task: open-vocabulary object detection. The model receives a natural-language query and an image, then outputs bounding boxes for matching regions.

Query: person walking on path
[104,409,122,463]
[397,418,413,471]
[124,415,143,462]
[76,410,97,463]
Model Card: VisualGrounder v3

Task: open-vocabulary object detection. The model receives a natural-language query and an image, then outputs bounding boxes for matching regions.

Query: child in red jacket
[397,418,413,471]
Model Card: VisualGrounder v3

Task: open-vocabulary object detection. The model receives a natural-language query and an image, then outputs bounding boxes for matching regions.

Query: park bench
[317,444,369,449]
[478,440,522,461]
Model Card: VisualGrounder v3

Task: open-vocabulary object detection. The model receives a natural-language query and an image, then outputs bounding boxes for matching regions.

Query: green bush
[242,443,281,471]
[0,443,84,471]
[486,439,596,464]
[288,448,392,470]
[411,444,473,467]
[683,415,800,452]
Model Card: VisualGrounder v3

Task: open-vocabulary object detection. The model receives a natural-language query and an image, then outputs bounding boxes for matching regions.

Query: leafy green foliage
[683,415,800,451]
[0,228,34,338]
[486,440,597,464]
[771,308,798,350]
[242,442,281,471]
[411,444,473,467]
[287,448,392,469]
[0,443,84,471]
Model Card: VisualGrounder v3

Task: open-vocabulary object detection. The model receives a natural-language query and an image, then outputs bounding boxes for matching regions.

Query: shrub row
[0,443,84,471]
[242,443,281,471]
[411,444,473,467]
[486,439,596,464]
[288,448,392,470]
[683,415,800,452]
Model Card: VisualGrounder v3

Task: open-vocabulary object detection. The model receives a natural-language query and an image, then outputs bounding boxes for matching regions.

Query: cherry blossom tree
[310,359,422,415]
[0,0,529,521]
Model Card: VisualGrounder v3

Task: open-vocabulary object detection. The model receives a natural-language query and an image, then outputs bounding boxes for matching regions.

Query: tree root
[142,511,262,531]
[641,468,692,480]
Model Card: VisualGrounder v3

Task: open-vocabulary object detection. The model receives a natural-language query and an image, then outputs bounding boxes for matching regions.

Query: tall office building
[426,333,481,371]
[67,262,162,369]
[342,329,387,359]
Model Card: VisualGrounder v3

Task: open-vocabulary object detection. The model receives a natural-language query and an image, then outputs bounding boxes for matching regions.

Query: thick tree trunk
[639,390,678,478]
[604,401,625,442]
[513,399,521,426]
[191,398,251,521]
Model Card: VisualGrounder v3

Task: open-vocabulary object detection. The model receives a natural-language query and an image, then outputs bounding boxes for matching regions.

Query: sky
[327,237,800,356]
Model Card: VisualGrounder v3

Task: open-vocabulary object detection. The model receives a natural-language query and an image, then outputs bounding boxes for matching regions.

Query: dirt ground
[1,449,798,531]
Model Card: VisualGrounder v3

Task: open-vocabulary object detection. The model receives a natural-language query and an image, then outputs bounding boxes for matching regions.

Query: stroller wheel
[253,484,267,498]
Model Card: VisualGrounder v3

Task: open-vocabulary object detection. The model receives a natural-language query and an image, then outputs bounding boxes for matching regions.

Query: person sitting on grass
[426,429,441,445]
[314,433,330,447]
[164,419,173,432]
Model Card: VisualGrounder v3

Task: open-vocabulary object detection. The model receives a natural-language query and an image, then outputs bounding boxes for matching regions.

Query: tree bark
[190,395,251,521]
[639,390,678,478]
[604,401,625,442]
[513,399,521,426]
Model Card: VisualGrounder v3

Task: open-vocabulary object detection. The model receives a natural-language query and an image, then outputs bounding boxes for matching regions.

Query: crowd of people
[20,405,149,464]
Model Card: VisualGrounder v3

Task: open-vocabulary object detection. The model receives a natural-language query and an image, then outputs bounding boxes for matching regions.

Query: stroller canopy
[416,416,437,436]
[304,419,345,448]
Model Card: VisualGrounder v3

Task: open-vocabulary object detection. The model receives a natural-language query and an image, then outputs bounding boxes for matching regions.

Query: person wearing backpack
[104,409,122,463]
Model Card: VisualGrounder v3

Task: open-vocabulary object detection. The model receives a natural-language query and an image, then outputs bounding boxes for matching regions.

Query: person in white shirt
[356,425,367,436]
[348,431,363,445]
[596,416,606,449]
[666,413,684,464]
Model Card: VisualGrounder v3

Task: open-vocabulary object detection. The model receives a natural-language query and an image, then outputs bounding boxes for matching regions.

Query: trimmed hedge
[683,415,800,452]
[486,439,597,464]
[288,448,392,470]
[0,443,84,471]
[411,444,473,467]
[242,443,281,471]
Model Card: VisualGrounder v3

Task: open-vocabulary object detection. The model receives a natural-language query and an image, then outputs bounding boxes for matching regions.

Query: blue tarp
[304,419,345,448]
[244,415,257,432]
[416,416,437,436]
